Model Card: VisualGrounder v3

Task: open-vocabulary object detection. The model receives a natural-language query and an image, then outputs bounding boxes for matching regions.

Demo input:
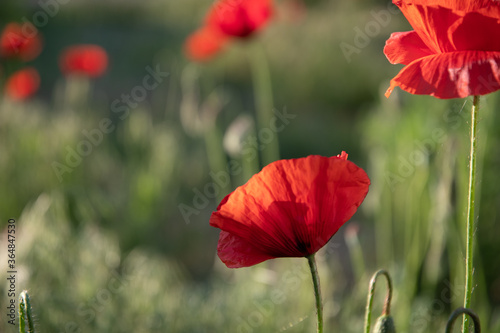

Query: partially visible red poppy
[0,23,43,62]
[59,45,108,78]
[184,0,274,62]
[210,152,370,268]
[5,67,40,101]
[384,0,500,99]
[206,0,273,38]
[184,26,229,62]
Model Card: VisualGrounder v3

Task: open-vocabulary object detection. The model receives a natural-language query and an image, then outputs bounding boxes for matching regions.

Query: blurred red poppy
[0,23,43,61]
[206,0,273,38]
[5,67,40,101]
[210,152,370,268]
[59,45,108,78]
[384,0,500,99]
[185,0,274,61]
[184,26,229,62]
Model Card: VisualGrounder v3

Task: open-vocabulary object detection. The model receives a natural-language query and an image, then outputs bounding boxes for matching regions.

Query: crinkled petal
[385,51,500,99]
[210,155,370,267]
[217,231,275,268]
[395,2,461,53]
[384,31,434,65]
[394,0,500,16]
[394,1,500,53]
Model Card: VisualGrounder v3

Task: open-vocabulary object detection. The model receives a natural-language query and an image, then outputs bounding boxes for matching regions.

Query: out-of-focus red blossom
[0,23,43,61]
[210,152,370,268]
[5,67,40,101]
[384,0,500,99]
[184,27,229,62]
[185,0,274,61]
[59,45,108,78]
[206,0,273,38]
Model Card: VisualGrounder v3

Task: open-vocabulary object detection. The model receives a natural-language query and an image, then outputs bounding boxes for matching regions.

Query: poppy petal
[448,12,500,52]
[386,0,500,98]
[210,155,370,267]
[184,27,228,62]
[59,44,108,78]
[395,2,460,53]
[395,0,500,16]
[206,0,273,38]
[385,51,500,99]
[5,67,40,101]
[384,31,434,65]
[217,231,275,268]
[0,23,43,61]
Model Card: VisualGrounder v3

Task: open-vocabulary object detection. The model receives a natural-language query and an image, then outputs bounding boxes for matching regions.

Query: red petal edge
[386,51,500,99]
[384,31,434,65]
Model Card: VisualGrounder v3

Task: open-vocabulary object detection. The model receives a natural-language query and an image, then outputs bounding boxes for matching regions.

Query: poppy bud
[364,270,395,333]
[374,315,396,333]
[19,290,36,332]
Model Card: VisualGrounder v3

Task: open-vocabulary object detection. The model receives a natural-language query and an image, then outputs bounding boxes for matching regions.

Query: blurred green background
[1,0,500,332]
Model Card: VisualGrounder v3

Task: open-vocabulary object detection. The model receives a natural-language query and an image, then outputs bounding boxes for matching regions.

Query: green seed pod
[374,315,396,333]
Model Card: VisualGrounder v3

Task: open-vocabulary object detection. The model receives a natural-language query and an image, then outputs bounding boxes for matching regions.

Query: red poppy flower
[384,0,500,99]
[5,67,40,101]
[209,152,370,268]
[184,26,229,62]
[0,23,43,61]
[184,0,274,61]
[206,0,274,38]
[59,44,108,78]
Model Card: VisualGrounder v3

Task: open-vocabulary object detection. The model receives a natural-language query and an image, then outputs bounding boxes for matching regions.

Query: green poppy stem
[450,308,481,333]
[307,254,323,333]
[364,270,393,333]
[463,95,480,333]
[250,44,280,166]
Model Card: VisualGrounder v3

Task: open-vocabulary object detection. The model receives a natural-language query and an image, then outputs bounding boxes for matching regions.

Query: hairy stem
[364,269,393,333]
[463,95,480,332]
[19,290,36,333]
[307,254,323,333]
[250,45,279,166]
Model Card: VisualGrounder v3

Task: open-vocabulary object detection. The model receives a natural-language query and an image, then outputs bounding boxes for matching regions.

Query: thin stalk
[249,45,280,166]
[463,95,480,332]
[449,308,481,333]
[364,270,393,333]
[307,254,323,333]
[204,126,232,203]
